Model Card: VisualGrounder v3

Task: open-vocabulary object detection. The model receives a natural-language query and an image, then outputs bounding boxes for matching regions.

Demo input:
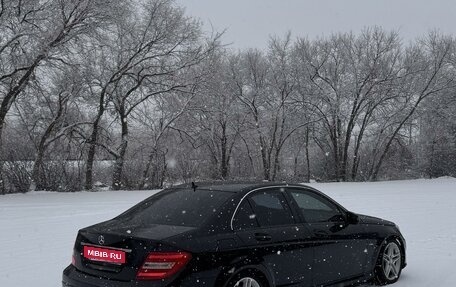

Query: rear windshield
[117,188,233,227]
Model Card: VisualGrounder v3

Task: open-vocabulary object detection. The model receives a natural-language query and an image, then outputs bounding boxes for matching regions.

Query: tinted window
[232,200,259,230]
[289,189,342,223]
[248,191,294,227]
[117,189,232,227]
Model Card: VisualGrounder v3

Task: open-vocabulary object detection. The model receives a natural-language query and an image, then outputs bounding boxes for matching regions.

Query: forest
[1,0,456,193]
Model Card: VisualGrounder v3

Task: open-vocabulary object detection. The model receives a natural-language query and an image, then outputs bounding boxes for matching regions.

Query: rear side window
[232,200,259,230]
[117,189,232,227]
[248,190,294,227]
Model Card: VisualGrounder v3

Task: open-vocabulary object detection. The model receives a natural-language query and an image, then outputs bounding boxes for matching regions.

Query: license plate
[83,246,126,264]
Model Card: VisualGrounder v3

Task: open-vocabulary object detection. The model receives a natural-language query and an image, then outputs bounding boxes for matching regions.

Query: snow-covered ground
[0,178,455,287]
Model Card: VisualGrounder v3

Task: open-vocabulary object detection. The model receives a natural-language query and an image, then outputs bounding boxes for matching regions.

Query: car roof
[173,181,311,194]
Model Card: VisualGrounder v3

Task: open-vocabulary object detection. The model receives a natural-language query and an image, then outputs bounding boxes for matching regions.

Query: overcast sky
[176,0,456,50]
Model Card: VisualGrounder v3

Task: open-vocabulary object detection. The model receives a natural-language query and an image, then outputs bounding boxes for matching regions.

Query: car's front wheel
[376,239,403,285]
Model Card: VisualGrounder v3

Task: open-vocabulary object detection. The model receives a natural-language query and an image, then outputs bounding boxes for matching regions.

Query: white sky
[176,0,456,50]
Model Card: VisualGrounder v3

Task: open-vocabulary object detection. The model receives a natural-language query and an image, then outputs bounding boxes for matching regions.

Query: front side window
[247,190,294,227]
[289,189,343,223]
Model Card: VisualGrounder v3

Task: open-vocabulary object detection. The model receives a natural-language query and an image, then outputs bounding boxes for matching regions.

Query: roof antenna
[191,182,198,192]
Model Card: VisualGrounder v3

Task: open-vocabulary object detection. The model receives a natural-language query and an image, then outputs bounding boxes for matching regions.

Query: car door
[233,187,314,287]
[286,187,369,286]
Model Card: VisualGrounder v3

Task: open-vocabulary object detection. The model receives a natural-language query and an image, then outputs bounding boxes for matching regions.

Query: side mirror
[346,211,359,224]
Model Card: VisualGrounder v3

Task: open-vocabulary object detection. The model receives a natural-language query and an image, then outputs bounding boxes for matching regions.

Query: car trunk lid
[73,219,195,281]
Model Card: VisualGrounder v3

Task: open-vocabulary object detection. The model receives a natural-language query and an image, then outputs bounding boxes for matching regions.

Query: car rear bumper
[63,265,218,287]
[63,265,144,287]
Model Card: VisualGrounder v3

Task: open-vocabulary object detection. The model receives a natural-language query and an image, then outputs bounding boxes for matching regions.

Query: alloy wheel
[234,277,261,287]
[382,242,402,281]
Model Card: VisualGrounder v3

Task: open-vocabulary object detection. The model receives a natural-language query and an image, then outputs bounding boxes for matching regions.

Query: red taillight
[136,252,192,280]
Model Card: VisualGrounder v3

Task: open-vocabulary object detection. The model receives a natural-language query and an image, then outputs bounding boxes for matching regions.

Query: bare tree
[293,28,405,181]
[185,51,248,179]
[0,0,112,154]
[13,68,88,190]
[106,2,217,189]
[368,33,456,180]
[232,35,318,181]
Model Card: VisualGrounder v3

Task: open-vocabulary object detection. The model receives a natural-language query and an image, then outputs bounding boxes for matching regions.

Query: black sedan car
[63,182,406,287]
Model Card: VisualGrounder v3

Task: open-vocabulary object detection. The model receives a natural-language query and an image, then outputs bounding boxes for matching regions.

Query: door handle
[313,229,329,238]
[254,233,272,241]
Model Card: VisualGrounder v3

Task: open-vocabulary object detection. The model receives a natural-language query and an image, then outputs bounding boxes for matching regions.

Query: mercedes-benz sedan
[62,182,406,287]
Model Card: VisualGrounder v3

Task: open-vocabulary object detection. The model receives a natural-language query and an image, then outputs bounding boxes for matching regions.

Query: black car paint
[62,183,406,287]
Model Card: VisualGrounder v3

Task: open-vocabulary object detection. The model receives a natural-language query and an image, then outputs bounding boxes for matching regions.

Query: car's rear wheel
[233,277,262,287]
[226,270,266,287]
[375,239,403,285]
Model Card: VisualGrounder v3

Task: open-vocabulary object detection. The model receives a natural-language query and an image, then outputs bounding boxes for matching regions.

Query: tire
[375,238,403,285]
[226,271,265,287]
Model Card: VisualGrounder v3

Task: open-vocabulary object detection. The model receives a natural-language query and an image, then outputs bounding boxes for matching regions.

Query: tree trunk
[140,148,157,189]
[305,126,311,182]
[0,123,5,194]
[351,112,371,180]
[111,142,127,190]
[30,94,67,191]
[253,112,270,180]
[260,136,270,180]
[240,134,255,177]
[112,114,128,190]
[329,126,341,181]
[271,149,279,181]
[85,119,101,190]
[159,152,167,188]
[30,150,45,191]
[84,89,107,190]
[220,123,229,179]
